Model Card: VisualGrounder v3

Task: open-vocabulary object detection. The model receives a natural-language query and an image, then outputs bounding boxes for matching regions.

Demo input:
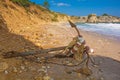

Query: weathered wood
[3,46,67,58]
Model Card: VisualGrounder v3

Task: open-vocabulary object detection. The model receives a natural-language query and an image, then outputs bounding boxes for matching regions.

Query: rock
[38,68,45,72]
[4,70,8,74]
[13,67,18,73]
[100,77,104,80]
[89,77,97,80]
[43,75,51,80]
[19,70,22,73]
[29,66,36,71]
[34,76,43,80]
[87,14,97,23]
[47,66,50,69]
[0,62,8,72]
[20,66,25,70]
[42,66,46,69]
[75,67,92,76]
[93,64,99,68]
[17,57,23,60]
[23,61,29,65]
[67,63,73,66]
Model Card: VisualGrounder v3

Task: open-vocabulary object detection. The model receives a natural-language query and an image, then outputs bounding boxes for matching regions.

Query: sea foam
[76,23,120,38]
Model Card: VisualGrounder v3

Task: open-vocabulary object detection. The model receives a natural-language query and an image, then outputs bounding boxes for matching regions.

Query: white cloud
[51,1,70,7]
[57,3,70,7]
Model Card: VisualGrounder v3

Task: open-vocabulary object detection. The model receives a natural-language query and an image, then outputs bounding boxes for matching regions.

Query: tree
[43,0,50,10]
[102,13,109,16]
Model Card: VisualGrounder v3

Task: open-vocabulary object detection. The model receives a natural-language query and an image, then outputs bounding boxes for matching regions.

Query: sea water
[76,23,120,39]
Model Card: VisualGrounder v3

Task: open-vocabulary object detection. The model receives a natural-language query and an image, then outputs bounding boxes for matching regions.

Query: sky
[30,0,120,17]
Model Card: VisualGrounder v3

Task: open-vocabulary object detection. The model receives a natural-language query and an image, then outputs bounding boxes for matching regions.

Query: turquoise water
[76,23,120,38]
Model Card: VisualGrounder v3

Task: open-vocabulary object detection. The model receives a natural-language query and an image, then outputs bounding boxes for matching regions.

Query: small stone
[65,61,70,64]
[67,63,73,66]
[0,62,8,72]
[17,57,23,60]
[34,76,43,80]
[38,69,45,72]
[20,66,25,70]
[37,57,41,62]
[47,66,50,69]
[77,73,81,77]
[13,67,18,73]
[19,70,22,73]
[29,66,36,71]
[100,77,104,80]
[42,66,46,69]
[43,75,51,80]
[89,77,97,80]
[4,70,8,74]
[23,61,29,65]
[38,68,47,73]
[50,78,54,80]
[75,67,92,76]
[37,57,40,60]
[93,64,98,68]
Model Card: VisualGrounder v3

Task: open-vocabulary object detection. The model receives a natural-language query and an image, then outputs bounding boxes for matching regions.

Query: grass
[52,13,58,22]
[11,0,30,7]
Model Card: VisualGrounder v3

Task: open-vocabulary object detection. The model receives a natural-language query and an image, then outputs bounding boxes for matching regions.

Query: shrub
[102,13,109,16]
[52,14,58,22]
[88,14,92,19]
[11,0,30,7]
[43,0,50,10]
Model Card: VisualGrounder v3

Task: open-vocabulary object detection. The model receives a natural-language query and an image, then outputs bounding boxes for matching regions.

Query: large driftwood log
[3,46,67,58]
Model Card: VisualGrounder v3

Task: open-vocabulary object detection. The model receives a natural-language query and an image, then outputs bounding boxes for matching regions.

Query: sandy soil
[0,23,120,80]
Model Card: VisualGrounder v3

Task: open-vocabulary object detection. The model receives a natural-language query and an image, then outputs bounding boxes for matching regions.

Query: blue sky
[30,0,120,17]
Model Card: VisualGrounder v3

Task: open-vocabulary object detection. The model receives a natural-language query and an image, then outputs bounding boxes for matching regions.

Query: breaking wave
[76,23,120,38]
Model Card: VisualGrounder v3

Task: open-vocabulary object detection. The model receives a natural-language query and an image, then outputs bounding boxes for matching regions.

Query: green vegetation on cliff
[11,0,31,7]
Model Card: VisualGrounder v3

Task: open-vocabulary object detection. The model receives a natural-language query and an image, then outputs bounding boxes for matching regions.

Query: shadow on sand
[0,14,40,55]
[22,53,120,80]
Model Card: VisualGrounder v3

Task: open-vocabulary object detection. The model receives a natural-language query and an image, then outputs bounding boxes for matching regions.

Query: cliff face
[0,0,70,31]
[0,0,72,52]
[97,16,120,23]
[87,14,97,23]
[77,14,120,23]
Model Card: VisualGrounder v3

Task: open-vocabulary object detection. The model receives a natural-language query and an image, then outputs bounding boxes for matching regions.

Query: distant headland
[72,14,120,23]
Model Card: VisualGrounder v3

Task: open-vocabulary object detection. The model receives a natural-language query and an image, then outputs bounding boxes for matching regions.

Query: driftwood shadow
[21,53,120,80]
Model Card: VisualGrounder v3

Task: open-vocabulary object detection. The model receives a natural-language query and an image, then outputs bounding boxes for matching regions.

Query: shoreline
[45,23,120,80]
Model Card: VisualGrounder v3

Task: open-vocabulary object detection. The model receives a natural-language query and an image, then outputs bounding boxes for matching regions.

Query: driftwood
[3,46,67,58]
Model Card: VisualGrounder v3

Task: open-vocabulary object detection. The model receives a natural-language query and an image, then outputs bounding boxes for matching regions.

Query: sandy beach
[0,23,120,80]
[80,30,120,80]
[44,23,120,80]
